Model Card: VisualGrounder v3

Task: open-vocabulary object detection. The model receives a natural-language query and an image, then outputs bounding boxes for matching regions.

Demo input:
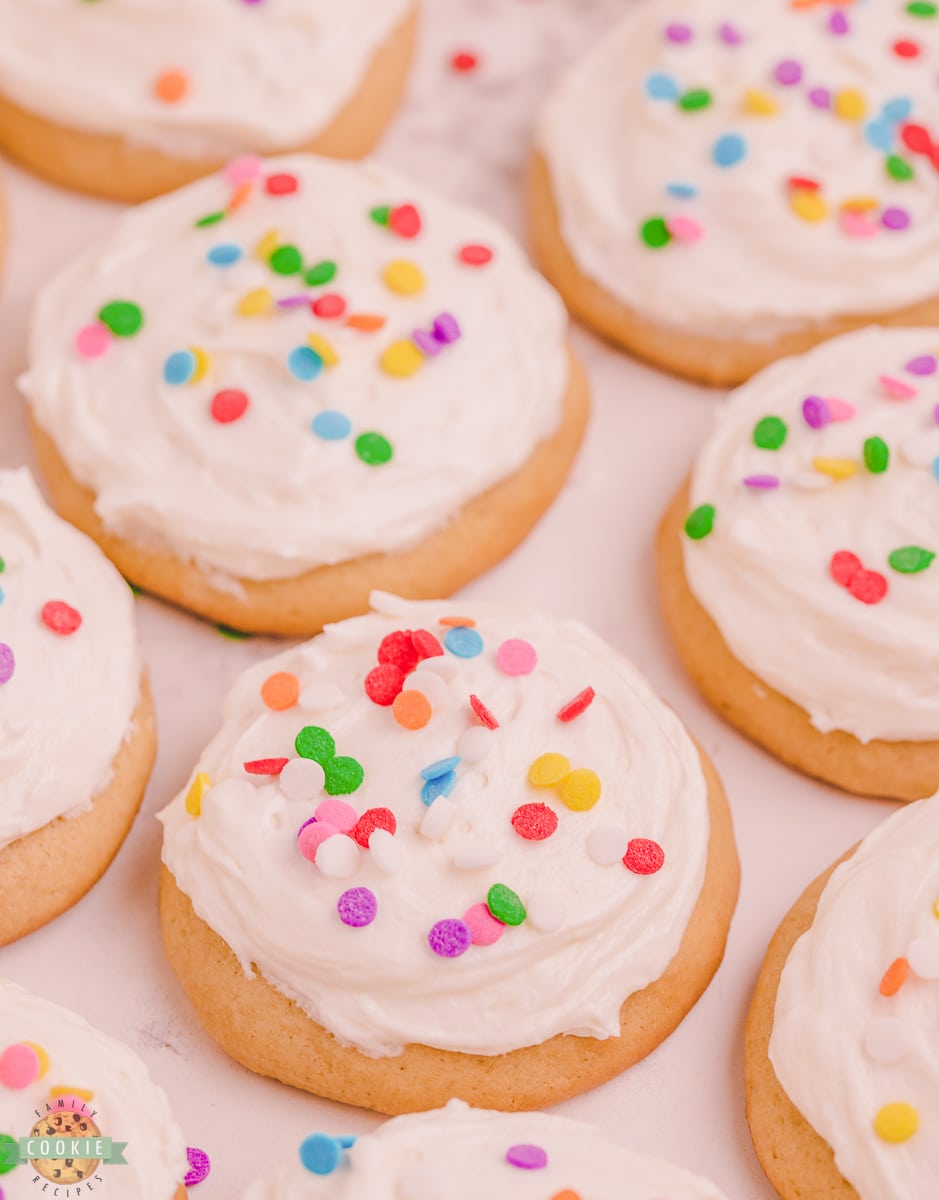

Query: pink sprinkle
[75,323,111,359]
[277,295,311,309]
[496,638,538,676]
[298,820,340,862]
[880,374,918,401]
[413,328,443,356]
[184,1147,211,1187]
[314,799,358,833]
[840,209,878,240]
[0,1044,39,1089]
[225,155,263,185]
[463,902,505,946]
[666,214,705,242]
[743,474,779,489]
[827,397,856,422]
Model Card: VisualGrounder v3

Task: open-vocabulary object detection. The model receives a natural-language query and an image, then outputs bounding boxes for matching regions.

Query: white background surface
[0,2,898,1196]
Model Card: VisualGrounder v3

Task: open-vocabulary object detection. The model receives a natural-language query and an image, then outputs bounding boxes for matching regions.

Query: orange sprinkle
[227,182,254,214]
[880,957,909,997]
[392,689,432,730]
[346,313,387,332]
[154,69,189,104]
[260,671,301,712]
[552,1193,583,1200]
[438,615,476,628]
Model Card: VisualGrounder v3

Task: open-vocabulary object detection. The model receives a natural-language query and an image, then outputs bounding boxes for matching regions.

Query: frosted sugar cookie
[0,979,188,1198]
[0,1,418,201]
[243,1099,731,1199]
[0,469,155,946]
[533,0,939,385]
[746,790,939,1200]
[658,327,939,800]
[22,155,586,637]
[159,595,738,1114]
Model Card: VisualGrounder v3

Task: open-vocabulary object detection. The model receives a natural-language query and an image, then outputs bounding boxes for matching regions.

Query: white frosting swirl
[770,791,939,1200]
[0,0,411,160]
[0,978,188,1200]
[243,1100,730,1200]
[159,596,710,1058]
[0,469,140,852]
[684,326,939,744]
[538,0,939,340]
[21,155,569,583]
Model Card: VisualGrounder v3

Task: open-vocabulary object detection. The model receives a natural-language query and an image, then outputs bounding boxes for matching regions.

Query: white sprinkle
[369,828,402,874]
[863,1017,913,1064]
[457,726,494,763]
[315,835,360,879]
[298,683,343,712]
[451,844,501,870]
[408,669,449,711]
[369,590,414,616]
[527,890,564,933]
[586,825,629,866]
[908,933,939,979]
[278,757,326,802]
[420,797,455,840]
[418,655,460,682]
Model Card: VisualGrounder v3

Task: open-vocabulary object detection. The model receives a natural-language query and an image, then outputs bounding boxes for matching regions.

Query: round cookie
[0,469,155,946]
[658,326,939,801]
[0,1,418,202]
[22,154,587,638]
[533,0,939,386]
[746,790,939,1200]
[159,594,739,1115]
[0,978,188,1198]
[243,1099,731,1198]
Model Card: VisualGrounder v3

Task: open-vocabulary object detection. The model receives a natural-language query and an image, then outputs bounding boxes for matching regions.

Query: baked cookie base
[0,6,419,202]
[745,850,859,1200]
[0,679,157,946]
[159,747,738,1115]
[529,153,939,388]
[656,481,939,801]
[29,349,590,639]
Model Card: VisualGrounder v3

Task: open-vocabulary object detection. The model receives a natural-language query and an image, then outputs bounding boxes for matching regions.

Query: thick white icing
[538,0,939,341]
[770,791,939,1200]
[0,0,412,160]
[243,1100,730,1200]
[159,596,711,1058]
[0,978,188,1200]
[684,326,939,744]
[21,155,569,583]
[0,469,140,853]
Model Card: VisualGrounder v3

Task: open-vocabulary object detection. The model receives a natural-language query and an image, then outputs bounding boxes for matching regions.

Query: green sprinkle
[216,623,250,640]
[305,260,337,287]
[128,581,141,597]
[0,557,5,574]
[195,211,226,228]
[888,545,935,574]
[907,1,937,16]
[684,504,715,540]
[369,205,391,226]
[324,755,365,795]
[0,1133,17,1175]
[886,155,914,182]
[295,726,337,765]
[486,883,526,927]
[863,436,890,474]
[753,416,788,450]
[355,432,393,466]
[678,88,712,112]
[269,245,303,275]
[98,300,143,337]
[640,216,671,249]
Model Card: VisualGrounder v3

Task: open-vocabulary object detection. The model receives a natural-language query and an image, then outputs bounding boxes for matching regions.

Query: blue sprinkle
[421,771,456,806]
[420,756,461,782]
[207,243,243,267]
[299,1134,342,1176]
[864,118,893,152]
[444,626,484,658]
[163,350,196,386]
[666,181,698,200]
[883,97,913,124]
[0,587,4,605]
[933,456,939,481]
[288,346,323,382]
[311,410,352,440]
[337,1137,357,1150]
[645,71,680,101]
[712,132,747,168]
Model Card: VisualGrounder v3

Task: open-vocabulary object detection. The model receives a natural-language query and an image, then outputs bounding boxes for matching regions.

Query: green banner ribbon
[0,1136,129,1166]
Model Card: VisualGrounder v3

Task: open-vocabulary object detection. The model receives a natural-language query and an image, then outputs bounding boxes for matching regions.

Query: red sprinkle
[451,50,479,72]
[266,173,299,196]
[211,388,249,423]
[511,803,559,841]
[352,807,397,847]
[244,757,289,775]
[849,569,888,605]
[411,629,444,661]
[311,293,347,319]
[901,123,932,155]
[378,630,420,675]
[557,686,596,723]
[469,693,499,729]
[831,550,863,587]
[894,39,921,60]
[787,176,821,191]
[623,838,665,875]
[41,600,82,635]
[390,204,421,239]
[365,662,406,706]
[459,244,493,266]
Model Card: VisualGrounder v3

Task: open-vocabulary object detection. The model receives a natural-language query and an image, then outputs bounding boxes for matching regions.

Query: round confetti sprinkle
[463,902,505,946]
[774,59,803,86]
[883,207,911,231]
[790,190,828,223]
[506,1145,548,1170]
[421,756,461,781]
[315,834,361,879]
[835,88,866,121]
[907,354,937,376]
[412,628,444,660]
[713,132,746,167]
[164,349,196,385]
[295,725,336,764]
[487,883,526,926]
[753,416,788,450]
[887,154,914,182]
[381,339,424,377]
[266,173,299,196]
[894,38,920,58]
[907,934,939,978]
[428,918,472,958]
[355,432,393,466]
[684,504,715,540]
[874,1103,919,1143]
[312,411,352,441]
[808,87,831,109]
[298,821,339,863]
[154,70,189,103]
[557,687,595,722]
[392,689,432,730]
[315,798,358,833]
[288,346,324,381]
[445,626,484,658]
[831,551,863,587]
[679,87,711,111]
[244,757,288,776]
[586,826,630,866]
[459,244,493,266]
[645,71,680,101]
[888,545,935,574]
[407,669,448,710]
[666,214,704,243]
[98,300,143,338]
[849,569,888,605]
[280,757,326,802]
[299,1134,342,1176]
[511,803,559,842]
[469,693,499,728]
[623,838,666,875]
[261,671,300,711]
[907,1,937,16]
[312,293,347,319]
[383,260,425,295]
[379,630,420,673]
[560,769,601,811]
[863,436,890,474]
[496,638,537,676]
[640,216,671,249]
[184,1147,211,1187]
[210,388,249,424]
[337,887,377,928]
[528,752,571,787]
[0,1045,39,1090]
[351,807,396,847]
[207,243,243,267]
[421,772,456,806]
[802,396,831,430]
[75,323,110,358]
[41,600,81,635]
[365,662,406,706]
[305,260,338,286]
[864,1017,913,1064]
[324,756,364,795]
[270,244,303,275]
[421,796,455,839]
[390,204,421,239]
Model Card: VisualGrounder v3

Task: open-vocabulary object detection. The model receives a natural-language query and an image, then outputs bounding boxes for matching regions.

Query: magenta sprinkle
[337,887,378,928]
[718,21,742,45]
[743,474,780,490]
[297,816,318,838]
[802,395,831,430]
[883,207,911,231]
[0,644,14,686]
[665,22,692,43]
[185,1147,211,1187]
[277,295,311,308]
[506,1144,548,1170]
[907,355,937,377]
[829,11,849,34]
[774,59,803,86]
[427,918,472,958]
[433,313,461,345]
[412,328,442,357]
[808,86,832,109]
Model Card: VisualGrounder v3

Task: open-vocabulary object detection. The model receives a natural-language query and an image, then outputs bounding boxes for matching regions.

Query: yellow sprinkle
[791,190,829,223]
[934,897,939,918]
[190,346,211,382]
[50,1087,94,1102]
[382,260,426,296]
[307,333,339,367]
[874,1102,919,1143]
[835,88,867,122]
[185,772,211,818]
[560,768,602,812]
[380,339,424,378]
[253,229,280,261]
[813,456,858,481]
[743,88,779,116]
[841,196,879,214]
[528,753,571,788]
[24,1043,49,1079]
[236,287,274,317]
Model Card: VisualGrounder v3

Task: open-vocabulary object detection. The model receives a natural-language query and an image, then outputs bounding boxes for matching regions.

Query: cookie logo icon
[29,1098,102,1184]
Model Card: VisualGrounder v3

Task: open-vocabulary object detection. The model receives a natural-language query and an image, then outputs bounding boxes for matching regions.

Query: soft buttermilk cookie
[0,1,417,202]
[658,327,939,801]
[0,469,155,946]
[22,155,587,638]
[746,790,939,1200]
[0,978,188,1199]
[533,0,939,386]
[243,1099,731,1199]
[159,595,738,1114]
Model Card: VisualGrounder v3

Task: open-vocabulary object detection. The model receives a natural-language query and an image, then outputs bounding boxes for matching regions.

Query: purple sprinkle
[883,207,911,231]
[718,21,743,45]
[743,474,780,490]
[808,86,832,109]
[506,1144,548,1170]
[829,11,850,35]
[802,395,831,430]
[933,403,939,426]
[412,328,442,357]
[337,887,378,928]
[297,816,318,838]
[907,355,937,377]
[433,313,461,345]
[774,59,803,86]
[185,1147,211,1187]
[277,295,311,309]
[427,918,471,958]
[665,22,692,44]
[0,643,14,685]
